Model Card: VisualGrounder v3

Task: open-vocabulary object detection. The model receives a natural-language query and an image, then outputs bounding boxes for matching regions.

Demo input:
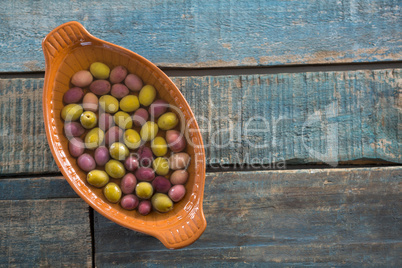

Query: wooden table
[1,1,401,267]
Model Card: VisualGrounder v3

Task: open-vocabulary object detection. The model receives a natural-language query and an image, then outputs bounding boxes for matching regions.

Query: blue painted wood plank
[0,177,77,200]
[0,0,401,72]
[0,69,400,176]
[94,167,402,266]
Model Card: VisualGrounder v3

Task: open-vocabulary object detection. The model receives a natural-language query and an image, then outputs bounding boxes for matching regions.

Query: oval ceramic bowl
[42,21,206,249]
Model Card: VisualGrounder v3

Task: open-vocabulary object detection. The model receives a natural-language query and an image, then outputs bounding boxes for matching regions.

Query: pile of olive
[61,62,190,215]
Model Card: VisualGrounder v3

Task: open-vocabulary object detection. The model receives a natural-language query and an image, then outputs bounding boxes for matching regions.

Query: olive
[151,136,168,157]
[132,108,149,127]
[120,95,140,113]
[135,182,154,199]
[104,126,123,145]
[124,156,139,172]
[109,142,129,160]
[157,112,178,130]
[125,74,143,92]
[152,176,171,193]
[103,182,122,203]
[169,153,190,170]
[152,157,169,176]
[82,92,99,112]
[99,113,114,131]
[84,128,105,150]
[168,185,186,202]
[69,137,85,158]
[111,84,129,99]
[99,95,119,114]
[71,70,93,87]
[89,80,111,96]
[121,173,137,194]
[61,104,83,121]
[140,121,158,142]
[94,146,110,166]
[110,66,128,84]
[166,130,187,153]
[64,122,85,137]
[105,160,126,179]
[135,167,155,182]
[87,170,109,188]
[124,129,141,150]
[137,146,153,167]
[77,153,96,172]
[114,111,132,129]
[151,193,173,213]
[138,200,152,216]
[148,99,168,119]
[120,194,139,210]
[63,87,84,104]
[170,170,189,185]
[139,85,156,106]
[90,62,110,80]
[80,111,97,129]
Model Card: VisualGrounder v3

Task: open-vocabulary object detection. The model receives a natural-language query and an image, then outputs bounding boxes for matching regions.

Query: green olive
[87,170,109,188]
[157,112,179,130]
[103,182,122,203]
[105,160,126,179]
[61,104,83,121]
[135,182,154,199]
[140,121,159,142]
[80,111,97,129]
[124,129,141,150]
[152,157,169,176]
[151,136,168,157]
[120,95,140,112]
[99,95,119,114]
[84,128,105,150]
[90,62,110,80]
[109,142,129,160]
[151,193,173,213]
[139,85,156,106]
[114,111,132,129]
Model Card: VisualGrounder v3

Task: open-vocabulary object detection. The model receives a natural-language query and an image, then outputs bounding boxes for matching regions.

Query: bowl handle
[42,21,92,66]
[156,201,207,249]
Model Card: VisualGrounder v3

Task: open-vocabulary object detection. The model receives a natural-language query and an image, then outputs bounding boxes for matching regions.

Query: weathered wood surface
[1,68,401,175]
[1,0,401,72]
[0,176,92,267]
[94,167,402,267]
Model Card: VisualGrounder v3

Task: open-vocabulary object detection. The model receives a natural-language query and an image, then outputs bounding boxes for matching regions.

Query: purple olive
[148,99,168,119]
[111,84,129,99]
[138,200,152,215]
[132,108,149,127]
[94,146,110,166]
[105,126,123,145]
[77,153,96,172]
[168,184,186,202]
[120,173,137,194]
[166,130,187,153]
[89,80,111,95]
[120,194,139,210]
[63,87,84,104]
[137,146,153,167]
[110,66,128,84]
[64,122,85,137]
[69,137,85,158]
[99,113,114,131]
[124,156,139,172]
[125,74,143,92]
[135,167,155,181]
[152,176,171,193]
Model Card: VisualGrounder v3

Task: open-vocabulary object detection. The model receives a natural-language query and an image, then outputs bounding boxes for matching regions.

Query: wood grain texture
[0,0,401,72]
[94,167,402,267]
[1,69,401,175]
[0,177,91,267]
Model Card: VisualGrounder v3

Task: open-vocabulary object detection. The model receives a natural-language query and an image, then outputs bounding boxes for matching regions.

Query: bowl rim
[42,21,207,249]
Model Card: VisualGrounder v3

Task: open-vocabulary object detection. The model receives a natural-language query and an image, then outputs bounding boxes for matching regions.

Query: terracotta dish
[42,21,206,249]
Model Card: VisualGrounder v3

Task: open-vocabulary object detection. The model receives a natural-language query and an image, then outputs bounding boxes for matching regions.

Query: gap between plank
[0,61,401,79]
